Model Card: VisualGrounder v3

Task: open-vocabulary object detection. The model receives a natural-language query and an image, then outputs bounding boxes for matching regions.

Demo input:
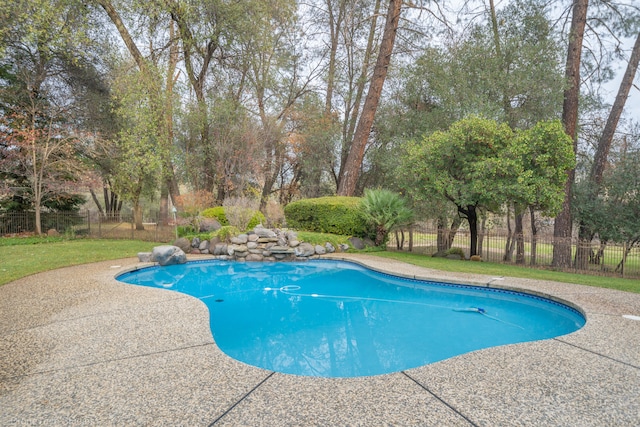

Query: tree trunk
[409,225,413,252]
[591,31,640,188]
[553,0,588,268]
[574,227,591,270]
[437,215,462,251]
[466,205,478,257]
[515,211,525,264]
[503,205,514,262]
[448,216,462,250]
[90,188,105,217]
[34,199,42,235]
[337,0,402,196]
[133,203,144,231]
[337,0,382,187]
[437,217,447,252]
[395,229,405,250]
[529,206,538,265]
[477,216,486,257]
[159,184,169,226]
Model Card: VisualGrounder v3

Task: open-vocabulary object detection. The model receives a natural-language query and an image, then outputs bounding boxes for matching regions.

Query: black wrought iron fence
[88,211,176,242]
[387,223,640,279]
[0,211,89,236]
[0,210,176,242]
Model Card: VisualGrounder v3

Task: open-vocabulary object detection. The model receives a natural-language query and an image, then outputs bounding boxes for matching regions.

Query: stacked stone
[170,225,341,262]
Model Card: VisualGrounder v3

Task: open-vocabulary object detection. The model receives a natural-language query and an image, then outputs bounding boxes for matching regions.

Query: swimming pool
[117,259,585,377]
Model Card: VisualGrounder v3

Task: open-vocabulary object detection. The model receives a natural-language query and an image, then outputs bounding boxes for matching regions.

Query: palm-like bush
[360,189,414,246]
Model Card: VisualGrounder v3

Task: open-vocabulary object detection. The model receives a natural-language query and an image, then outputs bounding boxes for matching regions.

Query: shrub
[201,207,228,225]
[215,225,241,242]
[446,247,466,258]
[176,190,216,232]
[284,196,370,237]
[201,205,265,231]
[359,189,414,246]
[177,225,196,237]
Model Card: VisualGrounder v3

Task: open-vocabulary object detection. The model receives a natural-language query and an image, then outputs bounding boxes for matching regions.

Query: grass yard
[373,251,640,294]
[0,238,155,286]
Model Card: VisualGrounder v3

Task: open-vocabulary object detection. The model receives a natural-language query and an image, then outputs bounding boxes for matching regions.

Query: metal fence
[3,211,639,279]
[0,210,176,242]
[387,222,640,279]
[0,211,90,236]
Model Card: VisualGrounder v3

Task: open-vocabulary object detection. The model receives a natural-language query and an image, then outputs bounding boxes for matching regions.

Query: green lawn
[0,238,155,286]
[372,251,640,294]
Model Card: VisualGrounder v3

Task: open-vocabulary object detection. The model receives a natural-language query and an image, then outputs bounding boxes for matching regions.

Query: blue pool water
[117,260,585,377]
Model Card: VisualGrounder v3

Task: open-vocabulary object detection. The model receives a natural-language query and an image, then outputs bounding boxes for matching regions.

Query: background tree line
[1,0,639,268]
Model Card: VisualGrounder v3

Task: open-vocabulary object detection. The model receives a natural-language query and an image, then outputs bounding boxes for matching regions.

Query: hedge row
[283,196,369,237]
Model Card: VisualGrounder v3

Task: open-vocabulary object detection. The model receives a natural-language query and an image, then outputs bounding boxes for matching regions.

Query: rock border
[138,225,350,265]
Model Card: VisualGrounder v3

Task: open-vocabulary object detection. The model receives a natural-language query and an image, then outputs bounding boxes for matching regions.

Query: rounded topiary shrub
[284,196,370,237]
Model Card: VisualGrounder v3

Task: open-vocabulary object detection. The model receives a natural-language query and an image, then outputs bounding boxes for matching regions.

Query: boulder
[200,218,221,232]
[325,242,336,253]
[314,245,327,255]
[191,237,201,248]
[348,237,366,250]
[289,239,300,248]
[231,234,248,244]
[173,237,192,253]
[269,245,294,254]
[339,243,350,252]
[152,245,187,266]
[137,252,154,262]
[285,230,298,241]
[254,225,277,238]
[213,243,227,255]
[294,242,316,257]
[47,229,60,237]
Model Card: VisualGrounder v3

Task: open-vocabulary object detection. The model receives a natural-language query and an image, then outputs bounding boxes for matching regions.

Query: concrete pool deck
[1,254,639,426]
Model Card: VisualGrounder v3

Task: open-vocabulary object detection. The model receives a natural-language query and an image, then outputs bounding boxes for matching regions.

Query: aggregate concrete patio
[1,254,639,426]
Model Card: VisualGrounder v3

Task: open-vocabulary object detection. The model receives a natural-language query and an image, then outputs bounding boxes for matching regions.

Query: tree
[509,120,576,264]
[109,64,163,230]
[553,0,588,268]
[0,113,85,234]
[574,145,640,274]
[227,0,313,209]
[0,0,97,233]
[403,117,516,256]
[96,0,181,215]
[404,117,574,258]
[574,30,640,269]
[337,0,402,196]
